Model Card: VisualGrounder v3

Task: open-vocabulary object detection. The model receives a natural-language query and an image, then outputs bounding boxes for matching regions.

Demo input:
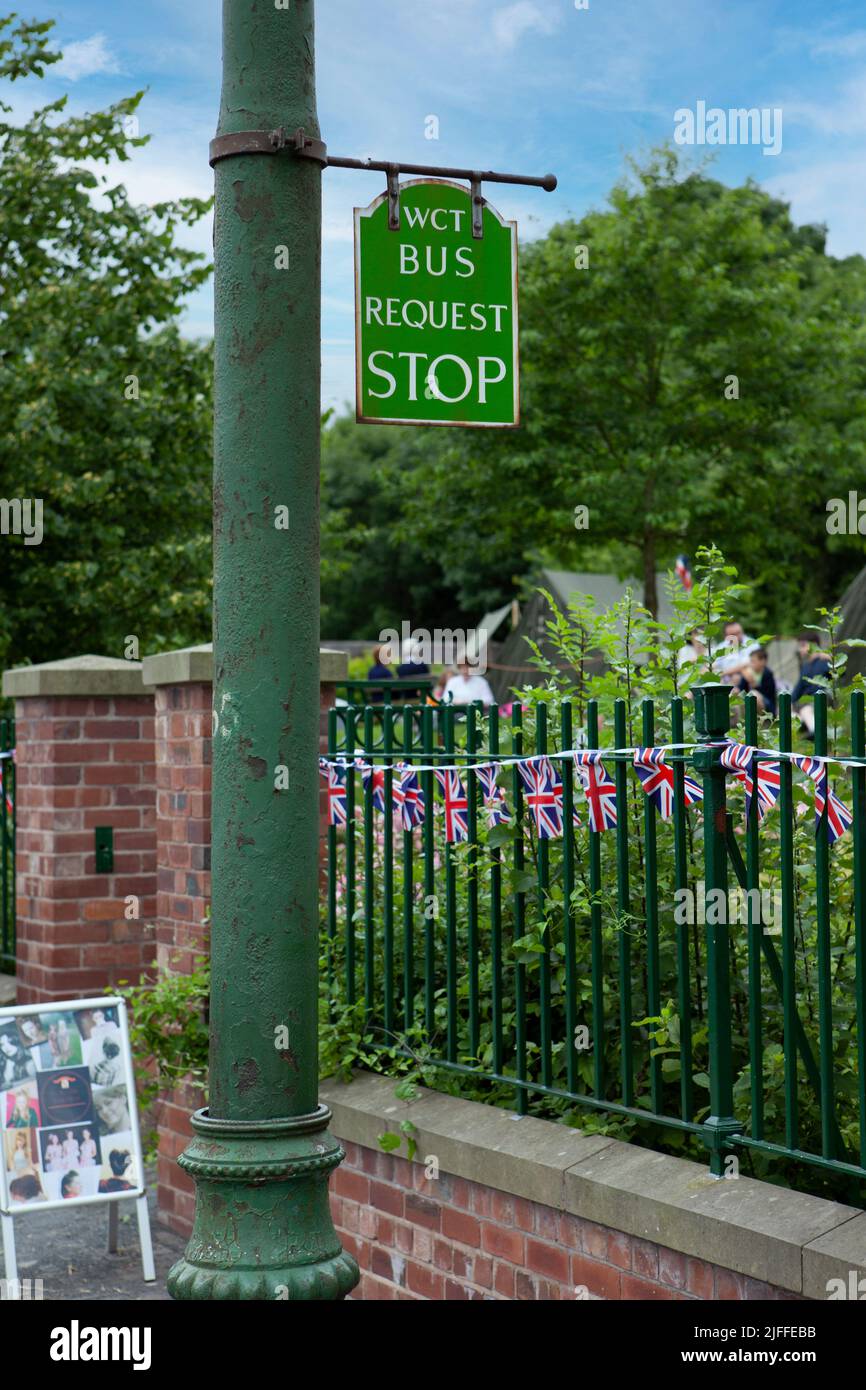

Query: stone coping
[320,1071,866,1299]
[141,644,213,687]
[141,643,348,686]
[3,654,153,699]
[4,646,349,697]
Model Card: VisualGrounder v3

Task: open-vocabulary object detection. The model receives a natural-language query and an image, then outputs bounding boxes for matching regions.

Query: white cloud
[811,31,866,59]
[492,2,558,52]
[762,158,866,258]
[785,73,866,136]
[55,34,121,83]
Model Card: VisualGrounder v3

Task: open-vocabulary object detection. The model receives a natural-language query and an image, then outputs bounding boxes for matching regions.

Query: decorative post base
[167,1105,360,1301]
[702,1115,742,1178]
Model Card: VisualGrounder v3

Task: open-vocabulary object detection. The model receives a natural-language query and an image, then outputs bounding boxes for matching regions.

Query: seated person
[734,646,777,717]
[713,620,758,681]
[791,635,831,736]
[442,661,496,708]
[397,642,431,702]
[366,645,394,704]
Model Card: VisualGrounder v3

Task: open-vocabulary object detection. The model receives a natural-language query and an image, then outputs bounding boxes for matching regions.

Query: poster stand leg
[136,1194,156,1282]
[1,1212,18,1295]
[107,1200,119,1254]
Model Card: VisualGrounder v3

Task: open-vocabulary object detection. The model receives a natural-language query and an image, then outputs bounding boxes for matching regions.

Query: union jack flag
[794,756,853,845]
[633,747,702,821]
[434,767,469,843]
[518,758,564,839]
[394,762,425,831]
[318,758,347,827]
[360,762,386,813]
[720,742,781,823]
[573,751,617,833]
[475,764,511,828]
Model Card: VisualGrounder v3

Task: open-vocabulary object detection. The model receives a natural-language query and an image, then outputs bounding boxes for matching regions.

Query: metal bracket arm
[209,128,556,238]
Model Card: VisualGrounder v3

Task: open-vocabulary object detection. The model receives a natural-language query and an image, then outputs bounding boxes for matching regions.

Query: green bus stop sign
[354,179,519,428]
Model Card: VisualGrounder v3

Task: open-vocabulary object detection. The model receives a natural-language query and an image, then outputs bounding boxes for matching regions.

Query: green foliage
[116,959,210,1157]
[377,1077,420,1162]
[320,547,866,1206]
[0,15,214,669]
[320,415,463,638]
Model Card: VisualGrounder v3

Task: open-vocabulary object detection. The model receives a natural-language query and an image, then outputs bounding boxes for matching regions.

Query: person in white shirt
[677,629,707,667]
[712,620,759,679]
[442,662,496,707]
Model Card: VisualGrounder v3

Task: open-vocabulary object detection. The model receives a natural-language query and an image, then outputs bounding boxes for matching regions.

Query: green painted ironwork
[586,699,604,1100]
[692,685,738,1175]
[335,677,435,705]
[0,719,15,975]
[852,690,866,1167]
[325,684,866,1194]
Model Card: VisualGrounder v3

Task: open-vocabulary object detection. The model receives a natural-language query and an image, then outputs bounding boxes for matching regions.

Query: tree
[399,148,866,628]
[0,15,213,671]
[321,415,467,639]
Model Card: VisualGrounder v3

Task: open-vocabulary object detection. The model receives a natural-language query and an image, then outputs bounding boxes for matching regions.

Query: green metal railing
[323,686,866,1192]
[335,677,435,707]
[0,719,15,974]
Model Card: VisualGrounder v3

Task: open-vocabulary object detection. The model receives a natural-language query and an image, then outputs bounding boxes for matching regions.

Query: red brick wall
[331,1141,800,1302]
[154,681,211,975]
[14,694,156,1003]
[152,680,212,1229]
[156,1077,205,1238]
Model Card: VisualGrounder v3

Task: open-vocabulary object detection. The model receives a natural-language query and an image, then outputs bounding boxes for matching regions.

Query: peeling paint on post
[168,0,359,1301]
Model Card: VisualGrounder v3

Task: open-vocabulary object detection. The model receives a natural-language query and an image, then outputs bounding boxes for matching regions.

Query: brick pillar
[144,643,346,1234]
[143,644,212,1235]
[2,655,156,1004]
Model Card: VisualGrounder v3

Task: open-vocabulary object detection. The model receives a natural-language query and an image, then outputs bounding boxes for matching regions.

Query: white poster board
[0,996,154,1294]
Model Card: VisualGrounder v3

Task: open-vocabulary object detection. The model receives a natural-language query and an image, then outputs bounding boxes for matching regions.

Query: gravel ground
[8,1176,184,1301]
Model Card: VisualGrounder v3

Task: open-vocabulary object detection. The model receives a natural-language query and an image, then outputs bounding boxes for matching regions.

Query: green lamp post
[167,0,359,1301]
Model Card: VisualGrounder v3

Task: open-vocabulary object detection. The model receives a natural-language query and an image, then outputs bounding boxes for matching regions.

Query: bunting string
[319,737,858,845]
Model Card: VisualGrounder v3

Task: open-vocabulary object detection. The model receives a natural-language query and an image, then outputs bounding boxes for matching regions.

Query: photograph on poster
[94,1085,131,1136]
[98,1141,137,1194]
[15,1015,48,1048]
[5,1128,38,1177]
[4,1083,40,1129]
[7,1172,47,1205]
[36,1066,94,1128]
[89,1037,123,1087]
[75,1007,121,1071]
[38,1123,102,1173]
[0,1024,37,1088]
[34,1013,83,1070]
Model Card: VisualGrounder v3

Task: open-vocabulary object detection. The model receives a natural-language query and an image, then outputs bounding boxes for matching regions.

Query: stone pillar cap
[142,643,348,686]
[3,654,152,699]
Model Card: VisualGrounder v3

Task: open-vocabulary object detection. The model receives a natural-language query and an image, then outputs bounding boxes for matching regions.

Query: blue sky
[12,0,866,410]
